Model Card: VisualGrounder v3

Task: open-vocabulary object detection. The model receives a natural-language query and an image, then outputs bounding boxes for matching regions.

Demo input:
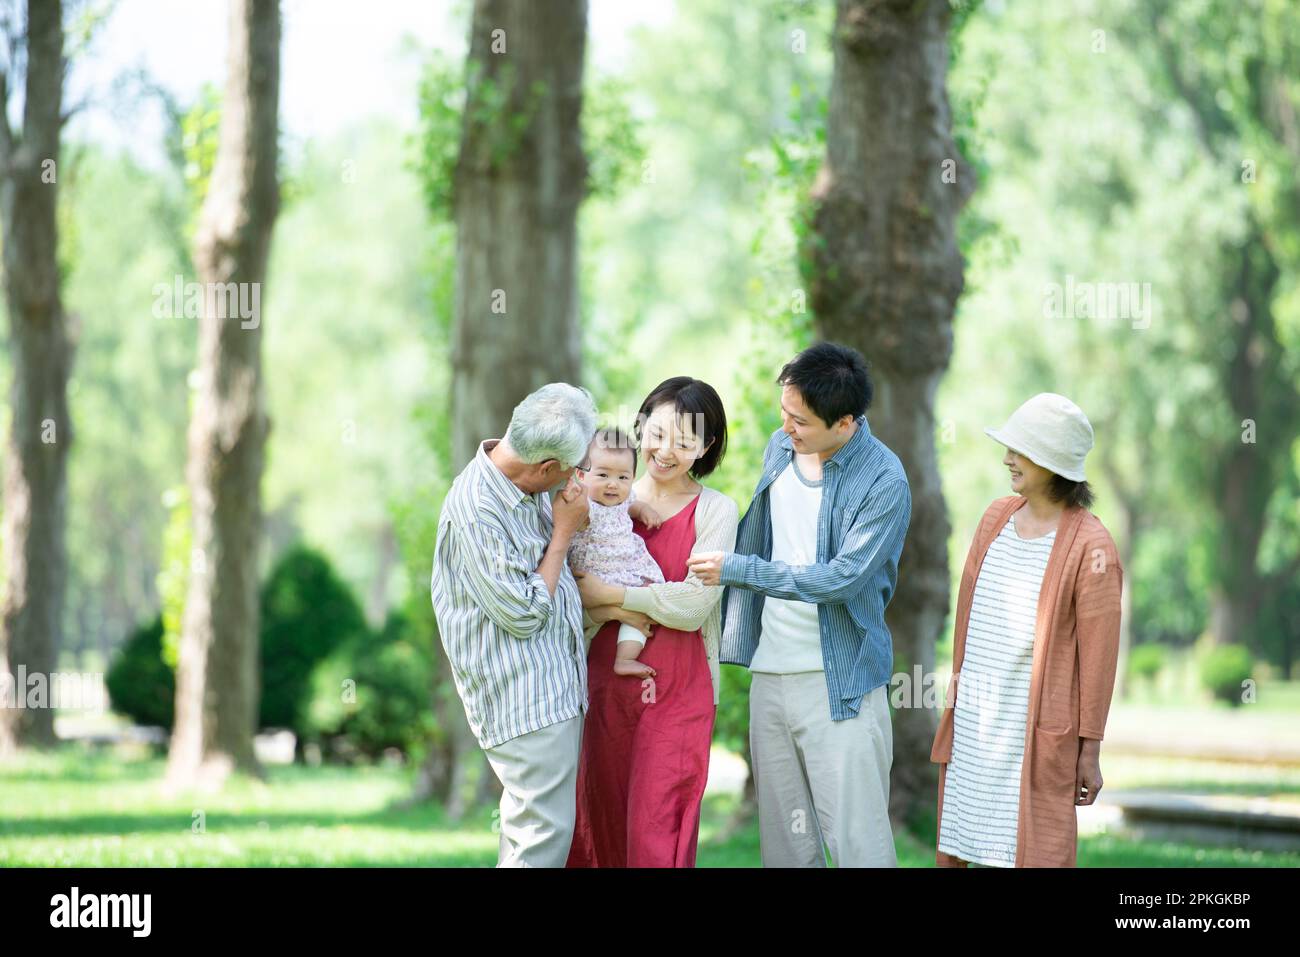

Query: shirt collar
[778,415,871,468]
[476,439,531,510]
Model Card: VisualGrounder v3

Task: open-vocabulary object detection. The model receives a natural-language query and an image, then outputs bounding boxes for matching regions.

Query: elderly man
[431,383,597,867]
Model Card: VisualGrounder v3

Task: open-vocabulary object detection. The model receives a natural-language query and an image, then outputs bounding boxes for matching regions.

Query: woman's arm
[1076,529,1123,740]
[620,490,739,632]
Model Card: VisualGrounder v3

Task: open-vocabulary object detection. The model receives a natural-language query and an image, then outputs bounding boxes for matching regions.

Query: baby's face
[580,446,635,507]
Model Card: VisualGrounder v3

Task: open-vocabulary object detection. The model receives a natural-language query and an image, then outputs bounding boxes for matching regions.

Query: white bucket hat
[984,392,1094,482]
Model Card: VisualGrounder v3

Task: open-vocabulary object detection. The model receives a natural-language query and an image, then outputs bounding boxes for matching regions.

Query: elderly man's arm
[451,499,582,639]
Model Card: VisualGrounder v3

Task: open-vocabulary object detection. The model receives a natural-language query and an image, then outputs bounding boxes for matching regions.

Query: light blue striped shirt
[431,440,588,749]
[719,416,912,720]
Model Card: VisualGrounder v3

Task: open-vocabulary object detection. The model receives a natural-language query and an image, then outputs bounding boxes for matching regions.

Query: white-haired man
[431,383,597,867]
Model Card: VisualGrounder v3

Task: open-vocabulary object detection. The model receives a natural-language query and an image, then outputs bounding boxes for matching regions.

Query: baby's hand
[630,500,663,529]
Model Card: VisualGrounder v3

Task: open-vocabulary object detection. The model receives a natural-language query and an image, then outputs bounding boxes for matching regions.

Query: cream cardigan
[583,485,738,705]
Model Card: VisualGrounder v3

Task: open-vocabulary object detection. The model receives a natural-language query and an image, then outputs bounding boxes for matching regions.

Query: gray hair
[505,382,597,467]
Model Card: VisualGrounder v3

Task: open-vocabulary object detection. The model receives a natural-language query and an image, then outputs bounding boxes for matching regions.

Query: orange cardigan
[930,496,1123,867]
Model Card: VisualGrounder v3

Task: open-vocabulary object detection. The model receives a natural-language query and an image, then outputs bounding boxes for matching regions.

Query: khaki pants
[750,673,896,867]
[483,715,583,868]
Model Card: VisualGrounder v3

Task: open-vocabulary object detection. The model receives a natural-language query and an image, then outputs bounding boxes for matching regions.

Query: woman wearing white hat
[930,393,1123,867]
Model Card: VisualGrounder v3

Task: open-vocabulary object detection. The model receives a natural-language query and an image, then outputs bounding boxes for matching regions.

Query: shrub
[302,610,434,761]
[1199,644,1254,706]
[259,545,370,734]
[105,614,175,728]
[1126,643,1166,684]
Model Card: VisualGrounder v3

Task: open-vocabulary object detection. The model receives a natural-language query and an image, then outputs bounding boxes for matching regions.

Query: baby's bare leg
[613,622,655,677]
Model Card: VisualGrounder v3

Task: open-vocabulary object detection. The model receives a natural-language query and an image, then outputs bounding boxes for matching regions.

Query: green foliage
[582,74,647,201]
[412,54,464,221]
[105,615,175,729]
[303,610,436,761]
[55,145,196,662]
[156,483,190,669]
[706,78,823,764]
[1199,644,1255,707]
[414,54,646,222]
[463,64,546,172]
[1126,643,1167,684]
[180,83,221,225]
[259,546,370,732]
[943,0,1300,673]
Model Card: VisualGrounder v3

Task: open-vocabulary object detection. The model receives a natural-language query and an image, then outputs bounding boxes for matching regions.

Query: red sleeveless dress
[567,494,716,867]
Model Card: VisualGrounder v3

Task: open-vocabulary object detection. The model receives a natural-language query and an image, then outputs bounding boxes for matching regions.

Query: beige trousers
[483,714,584,868]
[750,672,897,867]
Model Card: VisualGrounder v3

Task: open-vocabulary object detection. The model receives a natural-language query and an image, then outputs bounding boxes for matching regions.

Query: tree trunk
[167,0,281,789]
[0,0,72,753]
[805,0,972,829]
[416,0,589,813]
[365,522,397,629]
[1208,230,1295,649]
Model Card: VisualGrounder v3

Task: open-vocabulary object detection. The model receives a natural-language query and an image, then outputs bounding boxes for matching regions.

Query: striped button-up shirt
[720,416,912,721]
[431,439,588,749]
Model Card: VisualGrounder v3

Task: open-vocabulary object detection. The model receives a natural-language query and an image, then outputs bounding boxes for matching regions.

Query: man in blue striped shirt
[431,383,597,867]
[689,342,912,867]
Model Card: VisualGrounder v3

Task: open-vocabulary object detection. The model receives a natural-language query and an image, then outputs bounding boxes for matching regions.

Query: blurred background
[0,0,1296,866]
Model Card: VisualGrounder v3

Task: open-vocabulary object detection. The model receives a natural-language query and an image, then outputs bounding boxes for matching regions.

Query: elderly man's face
[529,455,587,495]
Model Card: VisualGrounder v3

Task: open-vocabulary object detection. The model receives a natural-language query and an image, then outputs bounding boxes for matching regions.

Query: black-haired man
[689,341,912,867]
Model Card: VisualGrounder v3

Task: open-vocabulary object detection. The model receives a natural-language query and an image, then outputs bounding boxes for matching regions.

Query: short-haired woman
[931,393,1123,867]
[567,376,738,868]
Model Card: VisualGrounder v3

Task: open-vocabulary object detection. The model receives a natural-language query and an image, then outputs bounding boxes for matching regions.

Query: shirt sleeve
[1075,531,1123,740]
[444,519,556,640]
[621,491,739,632]
[718,478,911,604]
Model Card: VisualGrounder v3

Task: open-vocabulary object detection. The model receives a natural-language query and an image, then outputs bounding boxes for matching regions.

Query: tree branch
[1143,1,1236,164]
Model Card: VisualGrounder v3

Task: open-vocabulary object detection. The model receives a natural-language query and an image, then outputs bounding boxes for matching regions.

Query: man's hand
[551,474,589,539]
[685,551,725,586]
[1075,740,1103,805]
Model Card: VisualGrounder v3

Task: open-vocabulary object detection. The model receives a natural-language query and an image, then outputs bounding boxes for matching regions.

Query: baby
[567,428,664,679]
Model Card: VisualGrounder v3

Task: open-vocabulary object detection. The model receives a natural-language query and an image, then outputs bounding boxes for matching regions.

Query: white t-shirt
[750,458,825,674]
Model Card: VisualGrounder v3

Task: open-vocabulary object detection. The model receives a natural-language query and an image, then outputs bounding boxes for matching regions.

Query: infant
[567,428,664,679]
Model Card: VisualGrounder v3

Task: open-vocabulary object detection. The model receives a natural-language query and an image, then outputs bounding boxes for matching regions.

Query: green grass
[2,744,1298,867]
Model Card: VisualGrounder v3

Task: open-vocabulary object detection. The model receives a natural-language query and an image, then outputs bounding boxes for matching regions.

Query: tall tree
[0,0,72,751]
[804,0,973,822]
[166,0,281,787]
[417,0,589,815]
[451,0,588,463]
[1139,0,1300,650]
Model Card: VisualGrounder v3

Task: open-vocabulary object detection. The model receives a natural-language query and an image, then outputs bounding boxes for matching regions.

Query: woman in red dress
[568,378,737,867]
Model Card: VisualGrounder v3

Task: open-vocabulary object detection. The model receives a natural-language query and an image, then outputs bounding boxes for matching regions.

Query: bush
[302,609,435,761]
[1199,644,1254,706]
[105,614,175,728]
[259,545,370,734]
[1126,643,1166,684]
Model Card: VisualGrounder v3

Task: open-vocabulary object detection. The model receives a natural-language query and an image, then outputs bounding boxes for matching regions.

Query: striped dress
[937,514,1055,867]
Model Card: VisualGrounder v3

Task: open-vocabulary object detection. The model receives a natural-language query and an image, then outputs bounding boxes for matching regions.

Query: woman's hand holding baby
[586,603,655,639]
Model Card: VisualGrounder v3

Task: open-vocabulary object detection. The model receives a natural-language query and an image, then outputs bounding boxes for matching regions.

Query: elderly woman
[566,376,738,868]
[931,393,1123,867]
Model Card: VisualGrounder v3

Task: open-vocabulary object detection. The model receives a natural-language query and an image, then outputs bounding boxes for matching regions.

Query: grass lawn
[3,744,1298,867]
